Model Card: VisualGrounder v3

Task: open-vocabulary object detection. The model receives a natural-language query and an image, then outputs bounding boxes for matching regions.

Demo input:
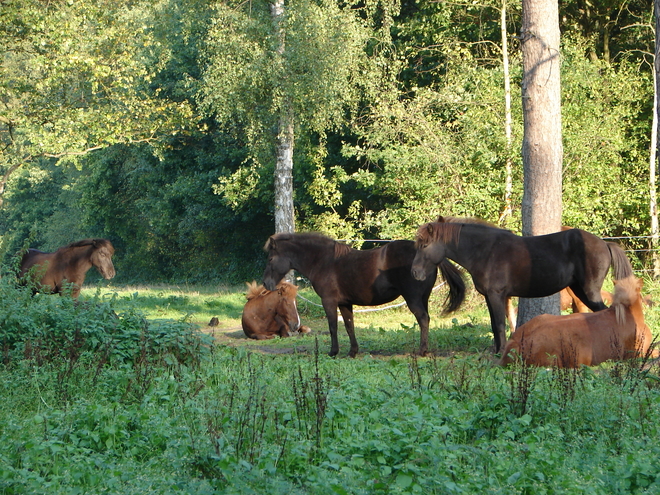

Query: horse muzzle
[411,266,428,281]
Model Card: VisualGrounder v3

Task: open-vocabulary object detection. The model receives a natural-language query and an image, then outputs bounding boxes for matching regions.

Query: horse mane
[264,232,354,259]
[415,222,462,248]
[439,216,505,229]
[60,238,111,251]
[245,280,268,300]
[246,280,298,300]
[612,276,643,326]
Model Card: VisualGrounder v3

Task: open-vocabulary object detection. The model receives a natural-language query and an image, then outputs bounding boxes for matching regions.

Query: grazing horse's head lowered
[19,238,116,298]
[261,231,465,357]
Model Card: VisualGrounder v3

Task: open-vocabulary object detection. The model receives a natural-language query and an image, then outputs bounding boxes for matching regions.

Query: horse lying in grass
[500,276,653,368]
[19,239,116,298]
[241,281,311,340]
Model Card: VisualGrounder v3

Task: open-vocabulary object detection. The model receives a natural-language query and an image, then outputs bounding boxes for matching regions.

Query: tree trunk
[517,0,563,327]
[274,111,296,234]
[271,0,296,235]
[498,0,513,226]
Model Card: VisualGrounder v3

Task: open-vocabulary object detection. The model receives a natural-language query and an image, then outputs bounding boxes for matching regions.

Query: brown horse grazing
[500,276,653,367]
[262,232,465,357]
[19,239,116,298]
[411,217,633,353]
[241,281,311,340]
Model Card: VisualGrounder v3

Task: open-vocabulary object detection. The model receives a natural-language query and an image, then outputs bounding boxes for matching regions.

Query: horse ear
[264,236,275,252]
[436,216,445,222]
[426,223,435,237]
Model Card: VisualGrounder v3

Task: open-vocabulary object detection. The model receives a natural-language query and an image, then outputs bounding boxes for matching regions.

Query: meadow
[1,276,660,494]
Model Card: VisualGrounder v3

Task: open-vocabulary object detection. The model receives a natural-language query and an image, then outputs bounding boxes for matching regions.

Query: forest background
[0,0,655,284]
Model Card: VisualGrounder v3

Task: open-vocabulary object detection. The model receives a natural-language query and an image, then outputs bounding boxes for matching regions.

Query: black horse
[411,217,633,353]
[262,232,465,357]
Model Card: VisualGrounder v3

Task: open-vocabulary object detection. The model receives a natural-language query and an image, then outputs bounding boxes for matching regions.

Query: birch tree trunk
[516,0,563,327]
[498,0,514,226]
[271,0,296,235]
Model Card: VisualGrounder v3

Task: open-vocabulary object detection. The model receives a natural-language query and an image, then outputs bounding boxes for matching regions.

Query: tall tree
[0,0,194,206]
[270,0,295,234]
[516,0,563,327]
[200,0,390,234]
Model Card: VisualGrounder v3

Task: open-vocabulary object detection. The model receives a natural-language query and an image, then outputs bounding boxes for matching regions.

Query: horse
[561,287,653,313]
[411,217,633,353]
[262,232,465,357]
[500,276,653,367]
[19,239,116,298]
[241,281,310,340]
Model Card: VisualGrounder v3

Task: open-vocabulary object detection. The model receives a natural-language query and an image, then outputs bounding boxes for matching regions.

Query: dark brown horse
[241,281,311,340]
[262,232,465,357]
[411,217,633,353]
[19,239,116,298]
[501,276,653,367]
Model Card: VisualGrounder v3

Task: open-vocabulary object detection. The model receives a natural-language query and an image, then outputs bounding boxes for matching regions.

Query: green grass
[81,275,660,358]
[0,277,658,493]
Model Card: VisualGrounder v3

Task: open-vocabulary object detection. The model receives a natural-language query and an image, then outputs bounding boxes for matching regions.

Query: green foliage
[0,0,656,283]
[0,282,659,492]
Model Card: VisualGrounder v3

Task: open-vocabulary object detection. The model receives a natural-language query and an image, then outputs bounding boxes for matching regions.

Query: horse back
[19,249,55,277]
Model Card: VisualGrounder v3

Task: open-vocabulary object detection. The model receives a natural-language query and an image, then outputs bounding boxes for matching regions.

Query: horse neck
[61,245,94,273]
[440,233,472,271]
[285,241,334,279]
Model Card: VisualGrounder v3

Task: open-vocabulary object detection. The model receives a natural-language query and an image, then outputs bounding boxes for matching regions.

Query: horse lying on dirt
[500,276,654,368]
[19,239,116,298]
[241,281,311,340]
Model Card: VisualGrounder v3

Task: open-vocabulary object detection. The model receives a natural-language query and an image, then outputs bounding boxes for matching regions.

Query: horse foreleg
[323,301,341,357]
[407,301,431,356]
[485,295,509,354]
[338,305,359,358]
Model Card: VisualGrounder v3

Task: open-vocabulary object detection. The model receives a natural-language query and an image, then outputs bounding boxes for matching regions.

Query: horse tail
[439,259,465,314]
[607,242,633,281]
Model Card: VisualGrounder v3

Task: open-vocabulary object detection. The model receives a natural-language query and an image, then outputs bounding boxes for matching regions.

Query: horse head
[263,235,293,290]
[90,239,116,280]
[411,222,452,281]
[276,282,301,335]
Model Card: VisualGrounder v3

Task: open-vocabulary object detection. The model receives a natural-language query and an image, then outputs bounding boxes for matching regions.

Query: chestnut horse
[241,281,311,340]
[262,232,465,357]
[500,276,652,368]
[19,239,116,298]
[411,217,633,353]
